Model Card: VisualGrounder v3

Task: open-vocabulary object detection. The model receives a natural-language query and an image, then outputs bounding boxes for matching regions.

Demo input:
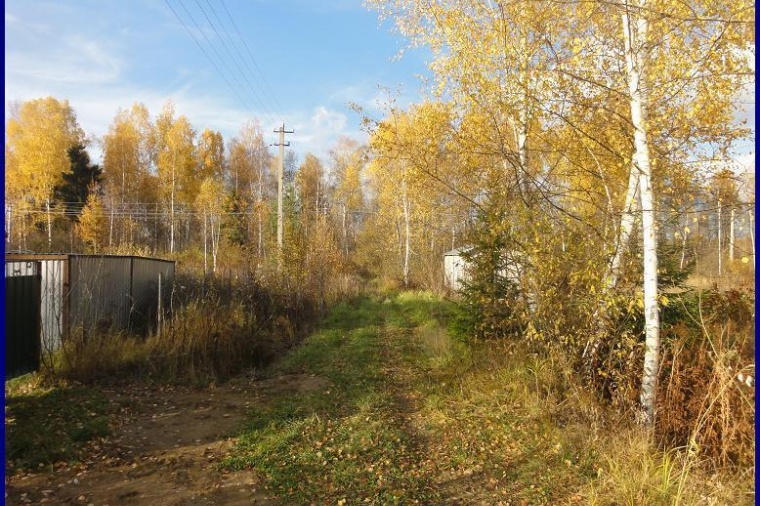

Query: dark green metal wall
[5,273,41,379]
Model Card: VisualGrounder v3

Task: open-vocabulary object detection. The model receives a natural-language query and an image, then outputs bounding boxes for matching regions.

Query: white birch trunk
[583,158,640,361]
[623,0,660,425]
[587,146,616,236]
[402,179,411,288]
[749,206,755,270]
[605,168,640,291]
[679,226,689,271]
[211,214,220,274]
[46,199,52,250]
[203,211,208,275]
[717,199,722,276]
[109,203,114,248]
[5,203,11,249]
[342,203,348,255]
[169,150,176,254]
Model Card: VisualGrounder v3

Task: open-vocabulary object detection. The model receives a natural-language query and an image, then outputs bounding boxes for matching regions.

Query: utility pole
[729,207,735,262]
[273,124,294,256]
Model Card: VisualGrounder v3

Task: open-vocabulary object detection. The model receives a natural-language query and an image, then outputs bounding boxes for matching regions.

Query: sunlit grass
[223,293,441,503]
[224,290,753,505]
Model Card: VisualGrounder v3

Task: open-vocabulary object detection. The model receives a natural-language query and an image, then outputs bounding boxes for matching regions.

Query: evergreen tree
[55,144,103,221]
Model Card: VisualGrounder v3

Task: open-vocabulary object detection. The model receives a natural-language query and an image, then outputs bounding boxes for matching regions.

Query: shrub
[657,289,755,467]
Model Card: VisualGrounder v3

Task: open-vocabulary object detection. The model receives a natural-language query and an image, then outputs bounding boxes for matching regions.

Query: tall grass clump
[42,329,149,384]
[449,226,754,496]
[41,254,367,386]
[586,427,754,506]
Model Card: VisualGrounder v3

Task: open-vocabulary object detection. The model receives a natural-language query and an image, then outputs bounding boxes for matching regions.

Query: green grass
[222,291,589,504]
[223,294,440,503]
[223,290,754,505]
[9,289,750,504]
[5,376,112,473]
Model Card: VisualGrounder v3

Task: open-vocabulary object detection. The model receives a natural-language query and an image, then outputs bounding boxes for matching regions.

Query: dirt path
[6,375,328,506]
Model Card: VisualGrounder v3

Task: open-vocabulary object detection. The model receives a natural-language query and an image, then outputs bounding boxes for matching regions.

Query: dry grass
[40,273,326,386]
[585,428,754,506]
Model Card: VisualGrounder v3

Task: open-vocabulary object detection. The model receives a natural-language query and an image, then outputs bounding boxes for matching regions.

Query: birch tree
[366,103,459,287]
[228,120,271,257]
[198,128,225,180]
[329,137,366,255]
[295,154,326,233]
[77,190,107,253]
[195,177,226,274]
[103,102,154,246]
[5,97,85,250]
[155,103,196,253]
[366,0,754,423]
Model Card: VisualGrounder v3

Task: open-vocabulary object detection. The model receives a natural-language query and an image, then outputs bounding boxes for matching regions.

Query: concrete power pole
[273,124,294,254]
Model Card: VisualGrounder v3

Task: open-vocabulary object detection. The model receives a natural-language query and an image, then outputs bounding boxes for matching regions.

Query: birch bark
[622,0,660,425]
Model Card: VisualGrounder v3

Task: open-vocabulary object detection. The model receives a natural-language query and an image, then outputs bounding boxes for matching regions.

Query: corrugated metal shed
[6,256,68,351]
[5,260,41,378]
[130,257,175,334]
[5,254,175,349]
[69,255,133,333]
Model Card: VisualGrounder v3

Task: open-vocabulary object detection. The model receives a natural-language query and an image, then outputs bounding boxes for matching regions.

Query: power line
[191,0,280,124]
[163,0,277,126]
[219,0,285,117]
[204,0,284,123]
[163,0,253,114]
[174,0,266,119]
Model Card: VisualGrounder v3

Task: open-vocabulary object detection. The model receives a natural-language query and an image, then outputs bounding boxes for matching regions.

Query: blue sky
[4,0,754,175]
[5,0,432,163]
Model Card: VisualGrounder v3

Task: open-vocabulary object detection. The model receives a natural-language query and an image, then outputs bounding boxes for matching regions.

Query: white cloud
[312,106,347,132]
[7,41,122,85]
[729,152,755,174]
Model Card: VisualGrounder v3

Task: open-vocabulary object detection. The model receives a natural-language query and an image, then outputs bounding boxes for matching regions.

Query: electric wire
[203,0,284,124]
[163,0,255,117]
[174,0,271,123]
[164,0,277,127]
[191,0,280,124]
[219,0,286,116]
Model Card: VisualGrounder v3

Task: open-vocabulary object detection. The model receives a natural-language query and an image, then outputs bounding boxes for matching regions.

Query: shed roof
[5,253,175,264]
[443,246,474,257]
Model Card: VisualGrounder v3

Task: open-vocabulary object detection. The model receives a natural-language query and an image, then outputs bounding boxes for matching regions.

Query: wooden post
[274,124,293,269]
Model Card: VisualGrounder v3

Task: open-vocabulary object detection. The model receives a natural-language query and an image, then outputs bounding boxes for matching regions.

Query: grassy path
[223,293,441,503]
[222,292,592,505]
[7,291,752,505]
